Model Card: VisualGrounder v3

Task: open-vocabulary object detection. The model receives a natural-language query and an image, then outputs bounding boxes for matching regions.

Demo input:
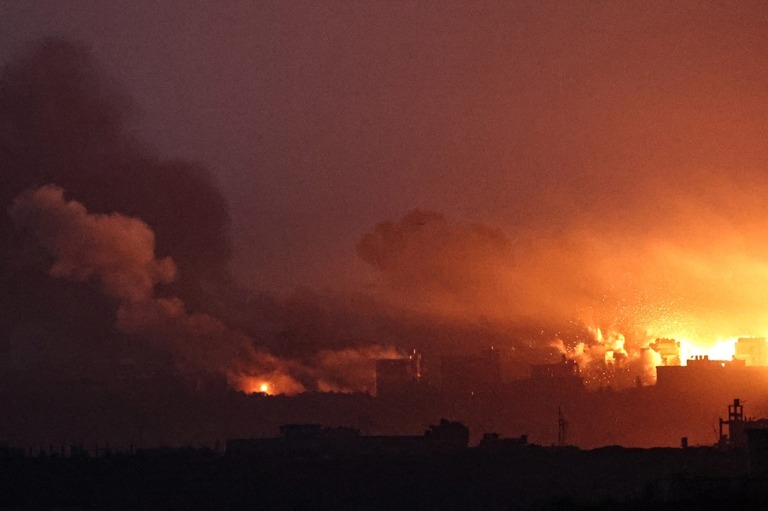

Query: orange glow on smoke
[556,322,767,389]
[647,320,754,364]
[239,377,274,395]
[233,372,307,396]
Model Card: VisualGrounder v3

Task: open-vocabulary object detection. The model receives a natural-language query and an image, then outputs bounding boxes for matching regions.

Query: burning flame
[678,337,738,364]
[239,377,274,395]
[554,320,767,389]
[234,373,307,396]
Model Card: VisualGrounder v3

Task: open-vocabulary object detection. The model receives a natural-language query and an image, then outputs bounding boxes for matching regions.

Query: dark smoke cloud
[0,38,241,389]
[356,209,594,324]
[9,184,400,395]
[0,38,231,310]
[11,27,768,397]
[357,210,513,301]
[0,38,408,395]
[9,184,303,392]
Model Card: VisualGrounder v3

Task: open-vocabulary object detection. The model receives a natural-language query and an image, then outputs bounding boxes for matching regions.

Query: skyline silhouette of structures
[6,3,768,507]
[2,402,768,510]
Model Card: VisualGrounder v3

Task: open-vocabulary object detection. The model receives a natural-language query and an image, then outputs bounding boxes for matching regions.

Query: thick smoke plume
[0,39,402,396]
[358,201,768,387]
[9,185,302,392]
[0,38,232,320]
[0,38,249,391]
[9,185,403,394]
[10,186,177,304]
[9,26,768,395]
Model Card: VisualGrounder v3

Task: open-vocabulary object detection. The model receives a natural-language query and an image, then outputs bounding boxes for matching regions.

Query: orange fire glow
[236,376,277,395]
[555,321,768,389]
[677,337,738,364]
[232,371,308,396]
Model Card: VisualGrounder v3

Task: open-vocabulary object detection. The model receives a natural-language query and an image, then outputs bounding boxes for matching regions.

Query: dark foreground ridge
[2,419,768,511]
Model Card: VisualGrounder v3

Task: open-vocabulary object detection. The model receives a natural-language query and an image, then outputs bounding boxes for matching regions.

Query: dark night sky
[4,1,768,349]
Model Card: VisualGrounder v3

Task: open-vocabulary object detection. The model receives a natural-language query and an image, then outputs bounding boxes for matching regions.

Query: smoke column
[8,185,304,392]
[9,185,405,394]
